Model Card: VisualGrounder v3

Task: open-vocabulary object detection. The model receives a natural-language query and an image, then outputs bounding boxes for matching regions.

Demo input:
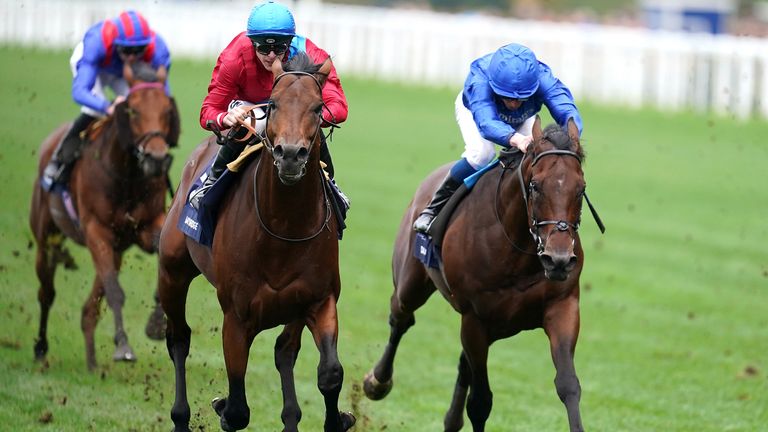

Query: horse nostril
[540,254,555,270]
[567,255,578,270]
[273,145,284,159]
[296,147,308,162]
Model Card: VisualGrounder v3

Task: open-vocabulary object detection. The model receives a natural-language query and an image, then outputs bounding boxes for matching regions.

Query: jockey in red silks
[413,43,584,233]
[190,0,349,209]
[42,10,172,191]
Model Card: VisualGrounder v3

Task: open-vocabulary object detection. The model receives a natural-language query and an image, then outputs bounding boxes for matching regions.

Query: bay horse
[158,53,355,432]
[29,62,179,370]
[363,118,597,431]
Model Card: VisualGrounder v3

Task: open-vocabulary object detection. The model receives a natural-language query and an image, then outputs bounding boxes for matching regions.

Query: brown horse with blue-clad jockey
[363,117,604,432]
[30,61,179,370]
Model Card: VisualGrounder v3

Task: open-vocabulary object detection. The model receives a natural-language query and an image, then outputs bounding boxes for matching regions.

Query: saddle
[414,148,524,268]
[178,144,348,247]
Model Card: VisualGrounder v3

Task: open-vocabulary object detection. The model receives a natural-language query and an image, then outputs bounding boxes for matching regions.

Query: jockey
[413,43,584,233]
[41,10,172,191]
[190,0,349,209]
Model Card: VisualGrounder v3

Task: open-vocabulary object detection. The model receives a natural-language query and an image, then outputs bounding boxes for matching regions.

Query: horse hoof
[340,411,356,431]
[112,344,137,362]
[33,338,48,360]
[145,309,167,341]
[363,369,393,400]
[211,397,227,417]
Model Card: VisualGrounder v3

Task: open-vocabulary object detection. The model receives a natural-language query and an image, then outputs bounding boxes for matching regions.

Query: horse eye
[529,181,539,193]
[127,108,138,118]
[313,104,323,115]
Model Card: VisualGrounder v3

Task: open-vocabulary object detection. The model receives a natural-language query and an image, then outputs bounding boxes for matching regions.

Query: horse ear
[167,97,180,147]
[156,65,167,84]
[272,57,284,77]
[532,115,542,143]
[316,57,333,87]
[566,117,580,145]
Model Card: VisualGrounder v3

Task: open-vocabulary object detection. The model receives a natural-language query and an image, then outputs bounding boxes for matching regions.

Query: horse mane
[541,123,585,161]
[284,52,323,74]
[130,61,160,82]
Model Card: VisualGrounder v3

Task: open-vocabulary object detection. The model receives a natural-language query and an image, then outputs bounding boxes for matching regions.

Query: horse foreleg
[274,321,304,432]
[158,249,196,432]
[81,277,104,371]
[461,314,492,432]
[543,297,584,432]
[33,241,57,361]
[145,288,166,341]
[444,351,471,432]
[215,312,253,431]
[84,224,134,363]
[308,296,355,432]
[363,269,434,401]
[139,214,167,341]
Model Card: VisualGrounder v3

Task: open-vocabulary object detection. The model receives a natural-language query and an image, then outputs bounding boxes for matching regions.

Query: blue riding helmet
[488,43,540,99]
[113,10,153,47]
[246,1,296,37]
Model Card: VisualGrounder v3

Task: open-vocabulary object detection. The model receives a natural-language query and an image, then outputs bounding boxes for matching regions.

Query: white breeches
[71,42,130,118]
[456,92,535,169]
[228,100,267,134]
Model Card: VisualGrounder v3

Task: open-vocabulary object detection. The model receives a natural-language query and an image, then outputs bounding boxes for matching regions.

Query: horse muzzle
[272,144,309,185]
[139,153,172,177]
[538,232,578,281]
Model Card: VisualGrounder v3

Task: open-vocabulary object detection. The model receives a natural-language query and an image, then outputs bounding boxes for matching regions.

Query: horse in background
[364,118,595,431]
[158,52,354,432]
[29,61,179,370]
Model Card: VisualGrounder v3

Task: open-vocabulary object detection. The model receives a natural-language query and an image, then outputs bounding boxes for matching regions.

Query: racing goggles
[253,41,289,56]
[117,45,148,56]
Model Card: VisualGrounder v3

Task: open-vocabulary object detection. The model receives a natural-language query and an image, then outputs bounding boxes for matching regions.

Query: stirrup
[189,183,213,210]
[412,211,435,233]
[41,163,64,192]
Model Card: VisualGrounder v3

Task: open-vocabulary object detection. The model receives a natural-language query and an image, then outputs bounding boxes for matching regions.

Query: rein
[251,156,332,242]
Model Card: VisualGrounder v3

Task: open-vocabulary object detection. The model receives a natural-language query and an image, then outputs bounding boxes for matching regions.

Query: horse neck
[85,124,145,195]
[498,162,535,240]
[254,149,326,227]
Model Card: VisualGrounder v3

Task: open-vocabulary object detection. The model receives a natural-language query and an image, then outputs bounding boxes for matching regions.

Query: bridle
[241,71,338,242]
[125,82,173,174]
[236,71,340,179]
[495,148,604,256]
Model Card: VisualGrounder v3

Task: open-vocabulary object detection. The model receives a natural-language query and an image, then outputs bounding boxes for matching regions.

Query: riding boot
[189,141,245,209]
[41,113,96,191]
[320,138,350,211]
[412,174,462,233]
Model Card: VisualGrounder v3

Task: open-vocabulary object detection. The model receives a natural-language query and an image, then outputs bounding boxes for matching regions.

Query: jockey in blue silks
[413,43,584,233]
[42,10,172,191]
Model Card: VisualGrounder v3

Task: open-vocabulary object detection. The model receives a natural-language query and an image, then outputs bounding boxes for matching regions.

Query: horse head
[523,117,585,281]
[115,61,179,178]
[265,53,332,185]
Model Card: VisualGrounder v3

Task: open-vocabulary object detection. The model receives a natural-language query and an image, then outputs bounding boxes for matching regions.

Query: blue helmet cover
[488,43,540,99]
[246,1,296,37]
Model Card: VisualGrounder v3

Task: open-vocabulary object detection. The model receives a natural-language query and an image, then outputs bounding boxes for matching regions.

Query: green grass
[0,45,766,431]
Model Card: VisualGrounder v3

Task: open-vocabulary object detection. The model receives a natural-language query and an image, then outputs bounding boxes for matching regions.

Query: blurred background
[2,0,768,119]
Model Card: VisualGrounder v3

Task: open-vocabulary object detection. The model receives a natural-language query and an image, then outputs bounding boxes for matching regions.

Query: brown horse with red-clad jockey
[30,61,179,370]
[158,52,354,432]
